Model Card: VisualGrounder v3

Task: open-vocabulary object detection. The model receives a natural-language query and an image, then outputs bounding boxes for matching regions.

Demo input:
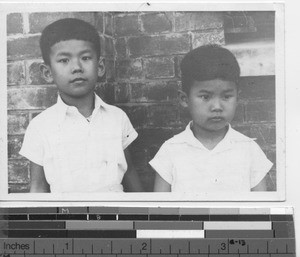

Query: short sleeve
[19,121,44,166]
[250,141,273,188]
[149,143,174,185]
[121,111,138,150]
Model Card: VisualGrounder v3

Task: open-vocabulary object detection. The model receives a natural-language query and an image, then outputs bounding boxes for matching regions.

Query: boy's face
[44,39,100,100]
[182,79,238,133]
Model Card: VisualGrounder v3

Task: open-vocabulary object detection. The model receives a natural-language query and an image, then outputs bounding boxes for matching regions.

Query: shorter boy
[150,44,273,193]
[20,18,141,193]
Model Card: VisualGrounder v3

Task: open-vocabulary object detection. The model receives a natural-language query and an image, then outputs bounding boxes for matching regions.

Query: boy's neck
[60,92,95,118]
[191,123,229,150]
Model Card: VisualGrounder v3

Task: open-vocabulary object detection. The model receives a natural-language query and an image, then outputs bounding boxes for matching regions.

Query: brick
[245,100,275,122]
[115,38,127,58]
[234,124,276,147]
[7,36,41,61]
[226,41,275,76]
[239,76,275,100]
[95,82,115,104]
[231,103,245,123]
[131,81,179,102]
[116,59,143,80]
[7,61,25,85]
[266,148,276,165]
[266,168,276,191]
[144,57,175,79]
[115,14,140,36]
[95,12,104,33]
[135,169,155,192]
[134,128,181,151]
[175,12,223,32]
[128,34,190,57]
[104,13,113,36]
[7,112,29,135]
[175,55,184,78]
[119,105,147,128]
[141,13,172,34]
[224,12,256,34]
[31,111,42,119]
[8,135,24,159]
[7,13,23,34]
[104,36,114,58]
[7,86,57,110]
[147,104,181,127]
[192,29,225,48]
[26,60,50,85]
[224,12,274,36]
[8,184,30,193]
[72,12,95,26]
[104,58,115,82]
[29,12,95,34]
[8,159,30,184]
[115,83,130,103]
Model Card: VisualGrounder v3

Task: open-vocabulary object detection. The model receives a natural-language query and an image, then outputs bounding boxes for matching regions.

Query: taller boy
[20,18,141,193]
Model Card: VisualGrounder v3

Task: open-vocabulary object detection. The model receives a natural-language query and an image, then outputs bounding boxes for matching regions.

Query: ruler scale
[0,207,295,257]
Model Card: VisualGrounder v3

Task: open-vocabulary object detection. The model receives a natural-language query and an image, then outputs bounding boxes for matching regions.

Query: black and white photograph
[0,2,285,201]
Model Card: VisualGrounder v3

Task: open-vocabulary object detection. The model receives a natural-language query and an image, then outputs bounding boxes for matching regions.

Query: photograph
[0,2,285,201]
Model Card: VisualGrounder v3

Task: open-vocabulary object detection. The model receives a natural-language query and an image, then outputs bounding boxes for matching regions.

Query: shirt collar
[56,93,106,125]
[173,121,241,152]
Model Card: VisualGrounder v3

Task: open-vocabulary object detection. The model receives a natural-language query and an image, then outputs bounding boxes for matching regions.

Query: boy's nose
[71,59,83,73]
[211,98,223,112]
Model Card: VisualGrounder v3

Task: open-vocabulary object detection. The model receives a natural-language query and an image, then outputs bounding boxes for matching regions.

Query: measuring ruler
[0,207,295,257]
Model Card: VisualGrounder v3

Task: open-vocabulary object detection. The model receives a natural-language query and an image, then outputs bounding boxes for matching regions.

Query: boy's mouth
[70,77,87,83]
[209,116,224,122]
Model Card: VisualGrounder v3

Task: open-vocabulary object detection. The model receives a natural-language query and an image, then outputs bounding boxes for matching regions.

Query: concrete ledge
[226,41,275,77]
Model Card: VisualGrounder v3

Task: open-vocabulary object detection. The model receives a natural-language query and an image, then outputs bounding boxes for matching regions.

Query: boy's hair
[40,18,101,65]
[180,44,240,94]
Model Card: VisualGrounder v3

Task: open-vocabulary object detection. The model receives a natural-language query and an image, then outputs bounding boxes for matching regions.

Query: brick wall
[7,11,276,193]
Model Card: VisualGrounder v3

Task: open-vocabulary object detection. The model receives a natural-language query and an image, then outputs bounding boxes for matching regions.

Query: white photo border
[0,2,285,202]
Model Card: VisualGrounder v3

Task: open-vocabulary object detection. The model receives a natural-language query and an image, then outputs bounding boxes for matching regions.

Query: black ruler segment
[205,230,275,238]
[56,214,87,220]
[29,214,57,220]
[271,215,294,221]
[180,215,209,221]
[209,215,240,221]
[7,221,65,229]
[118,215,148,221]
[149,215,179,221]
[88,214,117,220]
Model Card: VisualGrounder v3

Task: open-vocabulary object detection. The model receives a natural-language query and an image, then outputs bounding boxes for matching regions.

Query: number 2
[142,242,147,251]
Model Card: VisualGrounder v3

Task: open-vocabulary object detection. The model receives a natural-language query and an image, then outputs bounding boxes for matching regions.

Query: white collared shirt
[20,94,138,193]
[149,122,273,193]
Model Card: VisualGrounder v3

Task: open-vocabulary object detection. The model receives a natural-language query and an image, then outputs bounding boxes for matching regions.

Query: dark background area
[6,11,276,193]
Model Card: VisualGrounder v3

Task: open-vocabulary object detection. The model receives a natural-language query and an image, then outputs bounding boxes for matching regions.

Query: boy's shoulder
[228,127,256,143]
[164,125,255,146]
[101,100,127,117]
[29,103,61,127]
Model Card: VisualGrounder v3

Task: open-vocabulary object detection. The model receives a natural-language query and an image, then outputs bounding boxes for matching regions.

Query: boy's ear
[178,90,189,108]
[97,57,105,78]
[40,63,53,83]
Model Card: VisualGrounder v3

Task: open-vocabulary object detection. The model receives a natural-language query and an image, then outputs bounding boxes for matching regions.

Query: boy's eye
[82,56,92,61]
[199,95,210,100]
[223,95,234,100]
[58,58,69,63]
